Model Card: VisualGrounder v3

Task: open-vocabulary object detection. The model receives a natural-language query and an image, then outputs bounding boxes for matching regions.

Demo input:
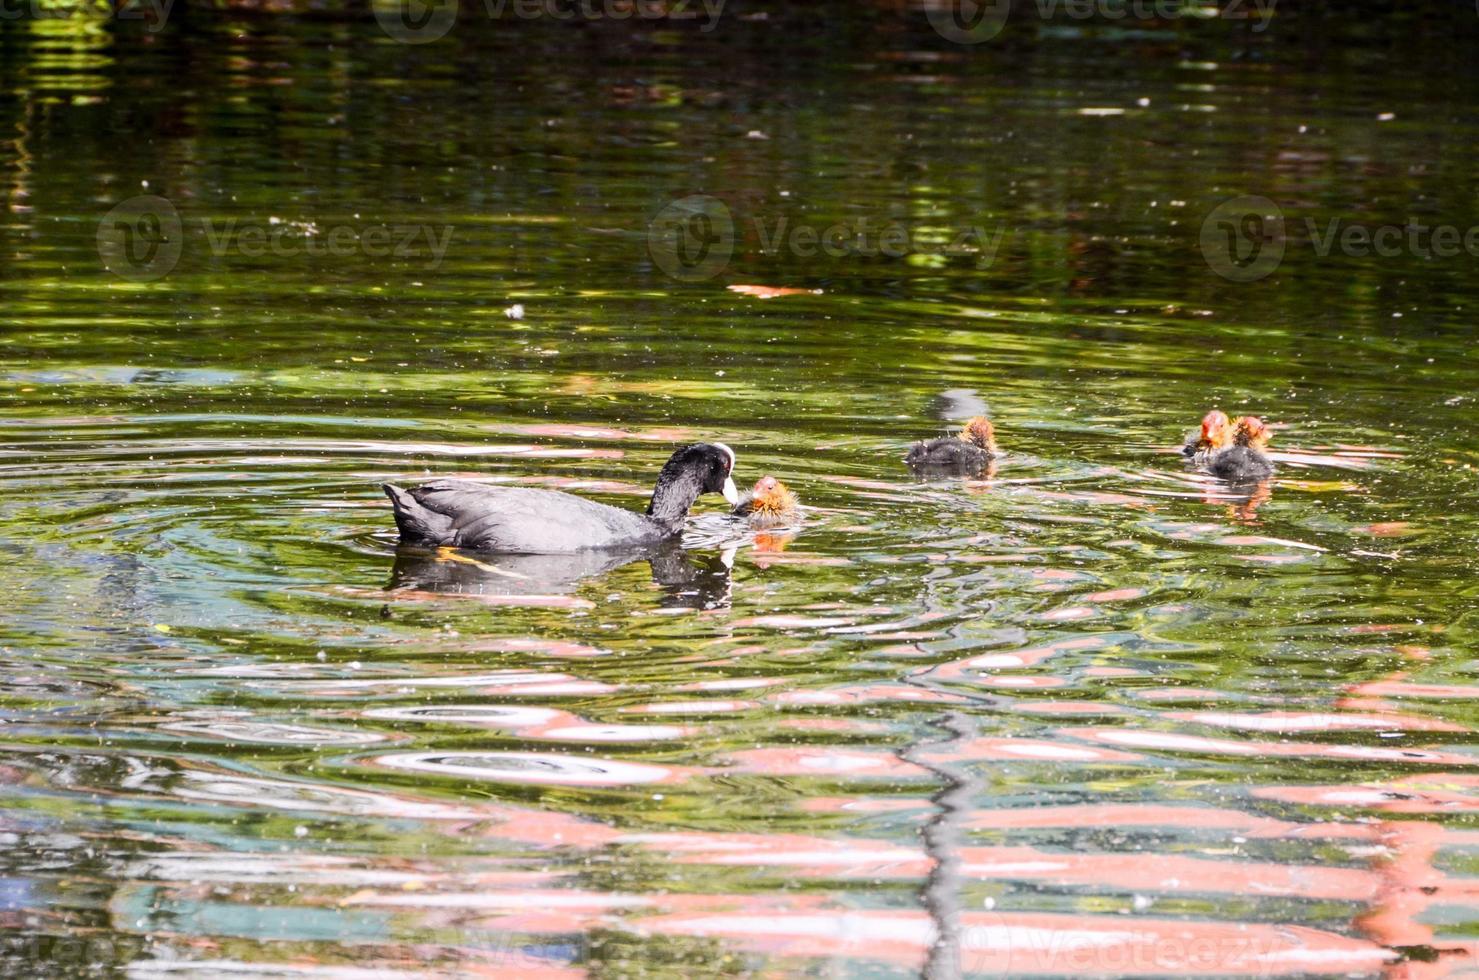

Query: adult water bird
[383,442,740,553]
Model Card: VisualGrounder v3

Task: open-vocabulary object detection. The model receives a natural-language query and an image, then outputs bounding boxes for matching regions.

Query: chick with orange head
[1183,409,1234,466]
[1208,415,1274,482]
[906,415,999,476]
[1232,415,1271,450]
[732,475,800,529]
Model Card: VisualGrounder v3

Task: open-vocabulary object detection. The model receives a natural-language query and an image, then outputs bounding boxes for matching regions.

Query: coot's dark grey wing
[386,479,664,553]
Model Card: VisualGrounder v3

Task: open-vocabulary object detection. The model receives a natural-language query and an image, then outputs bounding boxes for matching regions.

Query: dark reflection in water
[388,543,735,609]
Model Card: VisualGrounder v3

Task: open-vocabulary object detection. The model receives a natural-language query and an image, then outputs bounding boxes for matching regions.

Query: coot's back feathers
[385,480,664,552]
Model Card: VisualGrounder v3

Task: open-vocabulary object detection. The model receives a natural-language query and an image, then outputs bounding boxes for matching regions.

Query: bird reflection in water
[387,543,734,610]
[1201,478,1273,522]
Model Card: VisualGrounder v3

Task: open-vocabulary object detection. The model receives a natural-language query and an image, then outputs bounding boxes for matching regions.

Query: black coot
[383,442,739,553]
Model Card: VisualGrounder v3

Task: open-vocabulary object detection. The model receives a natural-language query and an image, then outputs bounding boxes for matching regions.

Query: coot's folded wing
[400,480,660,553]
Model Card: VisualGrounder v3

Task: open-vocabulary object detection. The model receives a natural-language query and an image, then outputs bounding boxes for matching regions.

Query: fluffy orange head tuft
[1199,410,1234,450]
[748,476,798,518]
[959,416,998,453]
[1232,415,1271,450]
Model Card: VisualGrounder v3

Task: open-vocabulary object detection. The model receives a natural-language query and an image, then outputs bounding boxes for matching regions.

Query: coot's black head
[646,442,740,526]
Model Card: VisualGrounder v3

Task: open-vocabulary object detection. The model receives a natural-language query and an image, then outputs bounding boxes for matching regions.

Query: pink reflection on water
[1253,773,1479,814]
[918,737,1143,765]
[279,670,615,698]
[675,677,784,692]
[635,908,1392,975]
[463,637,608,658]
[1070,727,1477,765]
[619,699,758,715]
[1350,679,1479,699]
[1013,701,1128,716]
[723,748,932,780]
[619,830,1378,900]
[925,636,1108,683]
[966,802,1377,839]
[373,751,688,787]
[1168,710,1464,734]
[768,684,969,707]
[362,704,688,743]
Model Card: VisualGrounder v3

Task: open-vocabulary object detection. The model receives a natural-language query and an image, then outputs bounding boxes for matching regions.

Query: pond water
[2,4,1479,975]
